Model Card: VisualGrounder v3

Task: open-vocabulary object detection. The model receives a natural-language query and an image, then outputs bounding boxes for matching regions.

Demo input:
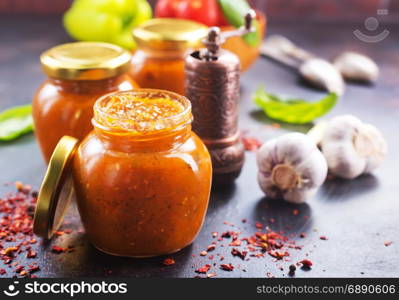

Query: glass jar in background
[34,89,212,257]
[129,19,208,95]
[32,42,138,162]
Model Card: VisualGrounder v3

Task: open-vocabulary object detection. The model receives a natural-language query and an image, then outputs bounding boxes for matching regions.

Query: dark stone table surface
[0,16,398,278]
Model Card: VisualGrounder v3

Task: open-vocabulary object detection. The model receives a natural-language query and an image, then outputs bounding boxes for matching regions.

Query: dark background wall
[0,0,397,22]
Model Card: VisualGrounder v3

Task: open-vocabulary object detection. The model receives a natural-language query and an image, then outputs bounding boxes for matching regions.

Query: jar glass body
[129,49,186,95]
[32,75,137,162]
[72,90,212,257]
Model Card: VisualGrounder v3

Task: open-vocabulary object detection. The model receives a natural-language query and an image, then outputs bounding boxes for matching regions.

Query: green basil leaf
[253,88,338,124]
[218,0,260,47]
[0,105,34,141]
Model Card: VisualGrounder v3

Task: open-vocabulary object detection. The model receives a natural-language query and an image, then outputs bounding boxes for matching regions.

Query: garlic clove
[333,51,379,82]
[299,58,345,96]
[257,132,328,204]
[320,115,387,179]
[361,124,388,173]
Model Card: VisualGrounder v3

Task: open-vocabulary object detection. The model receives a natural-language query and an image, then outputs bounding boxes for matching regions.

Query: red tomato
[175,0,220,26]
[155,0,183,18]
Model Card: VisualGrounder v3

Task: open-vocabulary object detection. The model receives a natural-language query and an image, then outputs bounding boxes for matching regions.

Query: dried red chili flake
[28,265,40,274]
[320,235,328,240]
[207,244,216,252]
[299,259,313,269]
[15,265,24,273]
[231,248,247,260]
[268,250,289,260]
[221,231,232,238]
[255,222,263,229]
[0,268,6,275]
[220,263,234,271]
[299,232,306,238]
[242,136,262,152]
[229,239,242,247]
[51,246,66,253]
[195,264,211,274]
[2,246,18,256]
[292,209,299,216]
[162,258,175,266]
[241,219,247,223]
[384,241,393,247]
[26,250,37,258]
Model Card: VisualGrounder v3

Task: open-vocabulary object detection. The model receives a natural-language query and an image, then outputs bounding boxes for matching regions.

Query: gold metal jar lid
[40,42,132,80]
[33,136,79,239]
[132,18,208,51]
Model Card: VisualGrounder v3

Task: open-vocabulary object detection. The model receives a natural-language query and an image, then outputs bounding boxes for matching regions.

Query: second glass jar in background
[129,18,208,95]
[32,42,138,162]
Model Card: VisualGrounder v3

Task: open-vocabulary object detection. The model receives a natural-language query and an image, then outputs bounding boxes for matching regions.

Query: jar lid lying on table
[33,136,79,239]
[40,42,132,80]
[132,18,208,52]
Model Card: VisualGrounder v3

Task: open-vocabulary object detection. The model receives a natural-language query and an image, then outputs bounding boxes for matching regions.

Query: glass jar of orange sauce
[32,42,138,162]
[33,89,212,257]
[129,19,208,95]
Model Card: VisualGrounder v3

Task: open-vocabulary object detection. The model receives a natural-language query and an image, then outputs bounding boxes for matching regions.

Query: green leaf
[217,0,260,47]
[253,88,338,124]
[0,105,34,141]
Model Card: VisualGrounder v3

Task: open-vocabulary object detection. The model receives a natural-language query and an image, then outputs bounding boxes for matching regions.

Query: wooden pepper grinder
[185,11,255,184]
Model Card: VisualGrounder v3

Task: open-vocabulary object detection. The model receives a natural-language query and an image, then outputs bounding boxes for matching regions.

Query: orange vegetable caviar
[129,19,208,95]
[32,42,137,162]
[72,89,212,257]
[130,52,186,95]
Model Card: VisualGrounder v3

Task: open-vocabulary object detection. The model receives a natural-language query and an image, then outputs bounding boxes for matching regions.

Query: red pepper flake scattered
[231,248,247,260]
[162,258,175,266]
[195,264,211,274]
[299,232,306,238]
[0,268,6,275]
[28,265,40,274]
[207,245,216,252]
[268,250,289,260]
[229,239,242,247]
[15,265,24,273]
[242,136,263,152]
[0,183,47,277]
[26,250,37,258]
[241,219,247,223]
[299,259,313,269]
[255,222,263,229]
[292,209,299,216]
[320,235,328,240]
[384,241,393,247]
[51,246,66,254]
[220,263,234,271]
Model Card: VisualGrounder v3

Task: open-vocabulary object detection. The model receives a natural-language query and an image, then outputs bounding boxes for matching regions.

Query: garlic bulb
[320,115,387,179]
[333,52,379,82]
[257,133,328,204]
[299,58,345,96]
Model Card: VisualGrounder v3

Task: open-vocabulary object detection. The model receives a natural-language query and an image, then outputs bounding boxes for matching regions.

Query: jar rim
[93,89,192,136]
